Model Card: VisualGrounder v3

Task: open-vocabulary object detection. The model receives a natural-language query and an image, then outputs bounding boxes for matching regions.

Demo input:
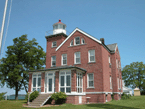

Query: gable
[56,28,101,51]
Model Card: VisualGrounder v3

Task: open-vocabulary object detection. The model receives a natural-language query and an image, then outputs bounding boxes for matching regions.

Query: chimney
[100,38,105,44]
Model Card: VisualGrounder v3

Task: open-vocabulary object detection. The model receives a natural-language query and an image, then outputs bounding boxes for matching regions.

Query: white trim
[85,92,113,94]
[81,38,85,44]
[56,28,101,51]
[51,56,56,67]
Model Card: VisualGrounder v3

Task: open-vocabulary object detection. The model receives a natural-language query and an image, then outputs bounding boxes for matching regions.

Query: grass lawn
[0,96,145,109]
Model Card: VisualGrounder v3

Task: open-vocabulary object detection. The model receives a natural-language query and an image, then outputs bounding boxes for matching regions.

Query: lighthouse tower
[53,19,66,35]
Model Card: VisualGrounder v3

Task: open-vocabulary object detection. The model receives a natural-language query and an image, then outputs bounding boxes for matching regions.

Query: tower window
[52,41,57,47]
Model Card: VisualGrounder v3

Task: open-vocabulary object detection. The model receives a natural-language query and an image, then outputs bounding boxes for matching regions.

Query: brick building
[28,20,123,104]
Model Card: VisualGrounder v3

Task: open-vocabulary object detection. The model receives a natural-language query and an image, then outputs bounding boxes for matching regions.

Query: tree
[122,62,145,94]
[0,35,46,100]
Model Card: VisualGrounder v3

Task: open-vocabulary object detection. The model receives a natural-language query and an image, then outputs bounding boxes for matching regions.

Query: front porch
[28,66,86,96]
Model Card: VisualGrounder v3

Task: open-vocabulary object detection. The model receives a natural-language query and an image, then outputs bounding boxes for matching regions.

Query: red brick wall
[107,94,112,102]
[66,95,86,104]
[28,73,32,92]
[55,71,59,92]
[71,70,76,92]
[41,72,45,92]
[86,94,105,103]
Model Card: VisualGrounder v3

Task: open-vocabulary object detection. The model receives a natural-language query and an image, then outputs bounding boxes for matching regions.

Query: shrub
[0,92,7,101]
[121,93,131,100]
[111,93,115,100]
[25,91,39,102]
[51,92,67,104]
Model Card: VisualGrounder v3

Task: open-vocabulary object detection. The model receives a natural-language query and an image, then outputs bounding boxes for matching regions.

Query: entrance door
[47,77,54,93]
[48,77,54,93]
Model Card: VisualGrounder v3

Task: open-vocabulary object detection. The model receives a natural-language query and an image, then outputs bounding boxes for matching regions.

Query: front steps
[28,94,51,107]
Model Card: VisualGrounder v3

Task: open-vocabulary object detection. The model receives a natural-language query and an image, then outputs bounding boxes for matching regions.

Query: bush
[25,91,39,102]
[121,93,131,100]
[111,93,115,100]
[51,92,67,104]
[0,92,7,101]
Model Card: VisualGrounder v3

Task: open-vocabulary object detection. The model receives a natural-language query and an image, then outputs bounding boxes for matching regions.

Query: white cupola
[53,19,66,35]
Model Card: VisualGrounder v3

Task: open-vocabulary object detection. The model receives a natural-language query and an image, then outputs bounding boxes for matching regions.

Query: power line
[1,0,13,59]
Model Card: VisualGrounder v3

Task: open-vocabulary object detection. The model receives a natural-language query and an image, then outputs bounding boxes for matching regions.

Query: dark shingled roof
[106,43,117,52]
[29,65,86,73]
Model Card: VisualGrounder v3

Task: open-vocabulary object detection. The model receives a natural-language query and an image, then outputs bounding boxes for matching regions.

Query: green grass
[0,96,145,109]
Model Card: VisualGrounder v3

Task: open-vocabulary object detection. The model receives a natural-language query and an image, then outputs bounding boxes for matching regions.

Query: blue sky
[0,0,145,95]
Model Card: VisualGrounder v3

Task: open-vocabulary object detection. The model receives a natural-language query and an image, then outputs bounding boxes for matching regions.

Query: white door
[47,77,54,93]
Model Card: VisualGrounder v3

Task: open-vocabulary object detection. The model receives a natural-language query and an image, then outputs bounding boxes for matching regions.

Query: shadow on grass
[86,104,139,109]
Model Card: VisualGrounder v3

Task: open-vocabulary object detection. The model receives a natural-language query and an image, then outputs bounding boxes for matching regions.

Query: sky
[0,0,145,95]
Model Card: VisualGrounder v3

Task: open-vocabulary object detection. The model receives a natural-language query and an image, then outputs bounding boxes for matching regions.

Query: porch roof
[28,65,86,73]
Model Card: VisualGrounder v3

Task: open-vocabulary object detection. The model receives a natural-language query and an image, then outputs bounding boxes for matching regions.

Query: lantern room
[53,19,66,35]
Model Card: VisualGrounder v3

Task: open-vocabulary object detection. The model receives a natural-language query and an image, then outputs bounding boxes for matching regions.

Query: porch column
[71,69,76,92]
[41,72,45,92]
[83,73,86,92]
[55,71,59,92]
[28,73,32,92]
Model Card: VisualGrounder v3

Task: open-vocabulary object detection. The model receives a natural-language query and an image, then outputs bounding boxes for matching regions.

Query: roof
[56,28,101,51]
[53,19,66,26]
[29,65,87,73]
[45,33,68,39]
[106,43,117,52]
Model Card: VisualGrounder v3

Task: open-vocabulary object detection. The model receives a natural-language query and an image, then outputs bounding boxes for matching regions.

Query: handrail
[27,89,36,105]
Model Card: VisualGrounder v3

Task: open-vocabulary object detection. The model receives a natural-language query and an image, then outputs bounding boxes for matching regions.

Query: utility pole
[0,0,9,56]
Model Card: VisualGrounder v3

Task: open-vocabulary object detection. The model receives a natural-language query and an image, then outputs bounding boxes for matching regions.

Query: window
[70,40,73,46]
[110,76,112,89]
[74,52,81,64]
[62,54,67,65]
[118,78,119,89]
[88,50,95,62]
[108,56,111,64]
[75,37,80,45]
[52,41,57,47]
[120,79,121,89]
[76,73,83,93]
[51,56,56,67]
[116,59,118,68]
[87,73,94,88]
[32,73,41,92]
[59,71,71,93]
[81,38,85,44]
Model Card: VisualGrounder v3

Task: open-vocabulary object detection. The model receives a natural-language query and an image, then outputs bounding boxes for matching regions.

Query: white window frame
[59,70,71,93]
[109,56,111,64]
[74,37,80,45]
[74,52,81,64]
[61,54,67,65]
[70,40,73,46]
[87,73,94,88]
[120,79,121,89]
[118,78,119,89]
[81,38,85,44]
[51,56,56,67]
[110,76,112,89]
[76,72,83,93]
[52,41,57,47]
[88,50,95,62]
[32,73,41,92]
[45,72,55,93]
[116,59,118,68]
